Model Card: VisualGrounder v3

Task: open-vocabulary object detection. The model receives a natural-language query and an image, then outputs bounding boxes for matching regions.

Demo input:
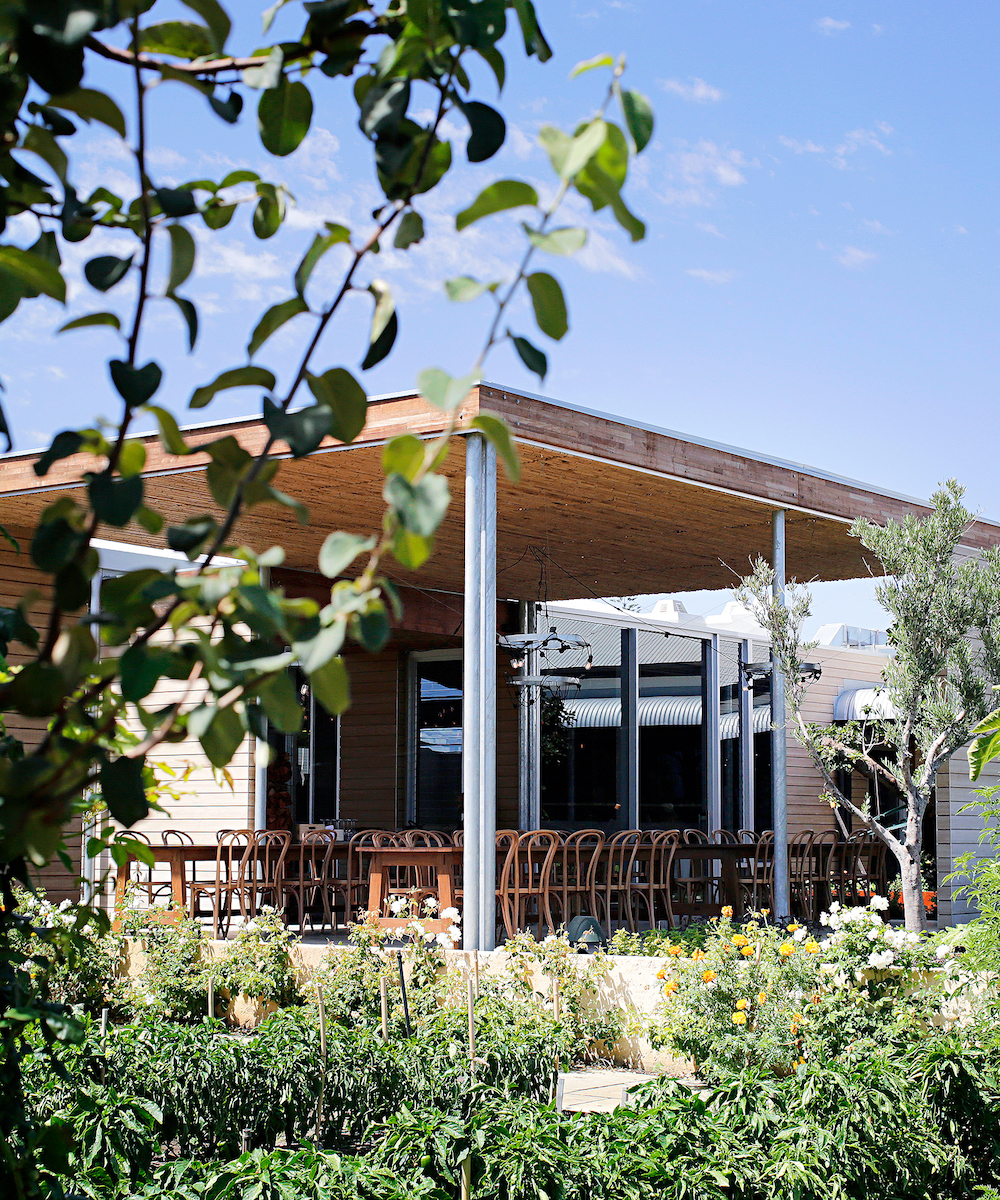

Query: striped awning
[563,696,772,738]
[833,688,896,721]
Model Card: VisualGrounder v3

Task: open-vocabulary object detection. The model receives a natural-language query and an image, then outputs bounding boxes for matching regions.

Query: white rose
[871,895,889,911]
[935,944,953,960]
[423,898,439,913]
[829,901,841,913]
[867,929,880,942]
[436,934,454,949]
[441,907,460,921]
[793,928,807,942]
[390,898,408,915]
[448,924,461,940]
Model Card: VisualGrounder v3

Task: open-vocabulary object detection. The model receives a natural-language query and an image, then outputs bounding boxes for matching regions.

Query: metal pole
[771,510,790,919]
[518,601,541,831]
[462,434,497,950]
[703,636,721,831]
[619,627,639,828]
[739,639,755,831]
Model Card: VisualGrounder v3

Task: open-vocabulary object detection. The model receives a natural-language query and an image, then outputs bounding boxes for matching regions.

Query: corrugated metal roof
[563,697,772,738]
[833,688,897,721]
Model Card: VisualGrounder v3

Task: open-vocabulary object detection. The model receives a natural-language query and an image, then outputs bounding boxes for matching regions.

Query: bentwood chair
[663,830,725,928]
[807,829,839,919]
[405,829,451,897]
[549,829,605,928]
[748,831,775,913]
[161,830,194,844]
[787,830,816,920]
[713,829,740,844]
[508,830,560,937]
[494,829,520,940]
[629,829,678,930]
[593,830,641,933]
[345,830,384,923]
[246,829,291,919]
[189,829,253,937]
[118,831,171,907]
[283,831,336,933]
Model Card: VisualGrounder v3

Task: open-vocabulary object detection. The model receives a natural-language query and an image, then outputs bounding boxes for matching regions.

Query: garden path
[559,1069,657,1113]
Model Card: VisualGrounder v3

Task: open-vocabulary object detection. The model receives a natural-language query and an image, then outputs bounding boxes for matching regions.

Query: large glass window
[414,656,463,829]
[266,671,339,830]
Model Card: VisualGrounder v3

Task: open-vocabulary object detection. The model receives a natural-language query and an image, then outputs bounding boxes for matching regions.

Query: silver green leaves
[190,366,277,409]
[247,296,309,358]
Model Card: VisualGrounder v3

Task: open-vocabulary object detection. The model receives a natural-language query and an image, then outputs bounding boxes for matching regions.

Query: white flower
[793,928,807,942]
[867,929,881,942]
[447,924,461,940]
[423,897,438,913]
[867,949,895,969]
[935,943,953,960]
[871,895,889,911]
[245,920,257,933]
[436,933,454,950]
[390,897,408,916]
[829,901,841,913]
[441,907,460,921]
[58,899,72,912]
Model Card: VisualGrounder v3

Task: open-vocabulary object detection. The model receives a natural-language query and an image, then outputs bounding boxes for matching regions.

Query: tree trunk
[895,834,925,934]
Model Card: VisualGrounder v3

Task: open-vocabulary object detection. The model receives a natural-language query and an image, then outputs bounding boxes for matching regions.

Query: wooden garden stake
[473,948,480,999]
[207,976,215,1021]
[552,977,561,1022]
[380,973,389,1040]
[396,951,411,1037]
[462,1155,472,1200]
[315,987,328,1141]
[462,975,475,1200]
[99,1007,108,1084]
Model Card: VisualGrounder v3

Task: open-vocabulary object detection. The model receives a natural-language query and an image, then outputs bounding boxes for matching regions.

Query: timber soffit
[2,382,999,548]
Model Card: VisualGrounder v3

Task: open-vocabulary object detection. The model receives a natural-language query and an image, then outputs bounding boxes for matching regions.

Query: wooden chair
[663,832,725,927]
[345,829,385,923]
[713,829,740,844]
[592,830,640,933]
[507,830,560,936]
[117,831,172,907]
[747,831,774,912]
[738,829,761,844]
[283,831,336,933]
[452,830,464,846]
[787,830,816,920]
[161,830,193,844]
[848,829,885,905]
[494,829,520,941]
[246,829,291,919]
[630,829,678,930]
[807,829,839,919]
[404,829,451,897]
[189,829,253,937]
[549,829,604,928]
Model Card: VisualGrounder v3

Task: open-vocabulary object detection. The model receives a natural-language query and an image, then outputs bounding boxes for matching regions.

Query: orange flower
[741,945,755,958]
[787,923,802,933]
[757,991,768,1004]
[656,967,667,980]
[691,949,707,961]
[735,998,748,1010]
[731,1011,747,1025]
[731,934,748,947]
[702,969,717,983]
[663,979,679,995]
[779,942,795,957]
[810,992,821,1005]
[804,939,820,955]
[721,906,734,919]
[667,943,684,957]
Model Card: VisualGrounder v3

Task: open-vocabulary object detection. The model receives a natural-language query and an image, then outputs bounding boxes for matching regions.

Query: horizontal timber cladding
[6,387,998,602]
[784,645,889,839]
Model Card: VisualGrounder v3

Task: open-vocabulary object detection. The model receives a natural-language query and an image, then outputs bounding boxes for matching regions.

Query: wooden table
[669,844,747,918]
[115,844,221,911]
[364,845,462,933]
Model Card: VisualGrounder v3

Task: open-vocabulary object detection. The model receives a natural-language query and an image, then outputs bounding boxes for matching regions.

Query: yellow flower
[721,905,734,919]
[731,1011,747,1025]
[736,998,748,1010]
[667,943,684,957]
[702,969,717,983]
[779,942,795,957]
[741,945,755,958]
[787,923,801,933]
[731,934,748,947]
[761,909,770,917]
[663,979,679,995]
[804,939,820,954]
[656,967,667,980]
[691,949,707,961]
[757,990,768,1004]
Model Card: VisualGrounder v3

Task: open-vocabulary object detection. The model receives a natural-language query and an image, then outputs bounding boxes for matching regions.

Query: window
[265,671,339,830]
[410,652,463,829]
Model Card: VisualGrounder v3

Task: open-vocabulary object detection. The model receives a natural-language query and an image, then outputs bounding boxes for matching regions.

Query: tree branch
[86,35,272,75]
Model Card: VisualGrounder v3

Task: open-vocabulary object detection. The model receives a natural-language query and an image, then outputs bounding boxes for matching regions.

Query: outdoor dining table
[364,845,462,933]
[652,843,749,919]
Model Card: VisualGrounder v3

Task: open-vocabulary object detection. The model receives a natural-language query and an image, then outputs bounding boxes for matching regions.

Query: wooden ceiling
[3,385,998,601]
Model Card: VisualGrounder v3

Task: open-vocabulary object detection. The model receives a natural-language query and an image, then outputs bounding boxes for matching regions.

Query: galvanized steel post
[462,433,498,950]
[518,600,541,831]
[739,639,755,831]
[619,627,640,828]
[771,510,790,919]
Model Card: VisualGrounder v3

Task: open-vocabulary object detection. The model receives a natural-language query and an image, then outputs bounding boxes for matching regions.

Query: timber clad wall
[340,649,402,831]
[786,644,888,838]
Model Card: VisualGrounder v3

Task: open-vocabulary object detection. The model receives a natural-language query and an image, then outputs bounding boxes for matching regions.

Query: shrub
[114,900,210,1023]
[213,907,300,1008]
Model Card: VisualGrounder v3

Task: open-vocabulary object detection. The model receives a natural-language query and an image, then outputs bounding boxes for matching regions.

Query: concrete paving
[559,1068,657,1113]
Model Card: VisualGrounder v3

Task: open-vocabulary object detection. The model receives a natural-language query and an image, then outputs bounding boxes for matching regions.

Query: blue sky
[3,1,997,633]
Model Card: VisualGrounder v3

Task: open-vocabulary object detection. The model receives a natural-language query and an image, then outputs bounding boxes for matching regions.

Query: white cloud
[686,268,736,284]
[695,222,725,237]
[837,245,877,268]
[817,17,850,34]
[656,140,752,208]
[779,136,825,154]
[955,225,968,234]
[660,77,723,103]
[832,125,892,168]
[808,206,820,215]
[861,219,894,235]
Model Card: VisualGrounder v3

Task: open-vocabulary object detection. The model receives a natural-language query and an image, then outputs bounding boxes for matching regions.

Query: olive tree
[0,3,653,1191]
[736,482,1000,932]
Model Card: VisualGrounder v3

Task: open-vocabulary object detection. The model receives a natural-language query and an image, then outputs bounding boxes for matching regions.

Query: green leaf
[305,368,368,443]
[258,79,313,157]
[88,472,143,528]
[294,223,350,295]
[354,604,391,652]
[459,100,506,163]
[620,89,654,152]
[472,413,521,482]
[383,472,451,537]
[969,710,1000,780]
[0,403,9,453]
[198,705,245,768]
[166,224,196,294]
[361,281,396,370]
[34,430,83,477]
[168,294,199,350]
[511,0,552,62]
[100,755,149,827]
[190,366,276,409]
[242,46,284,90]
[417,368,476,413]
[22,125,67,182]
[570,53,614,77]
[309,655,350,716]
[120,644,172,703]
[477,45,505,95]
[84,254,132,292]
[208,88,243,124]
[392,527,432,570]
[444,276,487,302]
[179,0,231,52]
[140,21,215,60]
[135,505,164,535]
[54,562,90,610]
[359,79,410,138]
[247,296,309,358]
[521,224,588,256]
[526,272,567,340]
[0,245,66,302]
[145,405,191,457]
[6,661,66,717]
[203,200,237,229]
[109,360,162,407]
[258,671,302,733]
[262,397,331,458]
[393,211,424,249]
[155,187,198,217]
[48,89,126,138]
[456,180,538,232]
[57,312,121,334]
[509,332,547,381]
[382,434,424,482]
[559,118,607,180]
[319,531,374,579]
[118,441,146,478]
[167,515,218,557]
